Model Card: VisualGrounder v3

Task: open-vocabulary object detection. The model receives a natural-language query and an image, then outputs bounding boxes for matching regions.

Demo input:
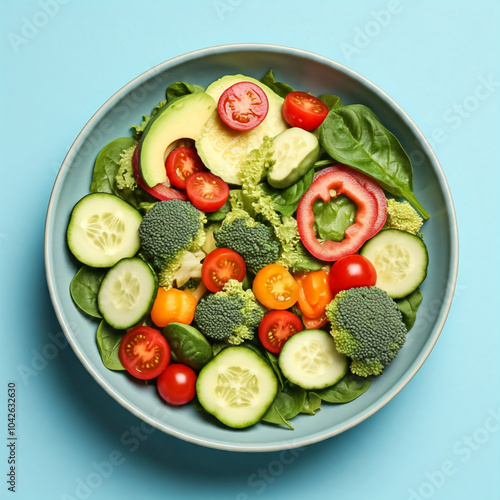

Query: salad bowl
[44,43,458,451]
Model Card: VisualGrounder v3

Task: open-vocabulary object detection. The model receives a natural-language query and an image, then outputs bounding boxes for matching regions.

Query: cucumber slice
[97,257,158,330]
[196,346,278,428]
[67,193,142,268]
[267,128,319,189]
[279,329,348,390]
[360,229,428,299]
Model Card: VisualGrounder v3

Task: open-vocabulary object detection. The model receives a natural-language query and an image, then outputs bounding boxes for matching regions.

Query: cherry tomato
[252,264,299,310]
[302,311,328,330]
[201,248,246,293]
[185,171,229,212]
[165,146,206,190]
[217,81,269,131]
[296,270,334,318]
[258,310,303,353]
[150,288,197,328]
[157,364,197,405]
[328,254,377,296]
[119,326,170,380]
[282,91,329,131]
[132,143,188,201]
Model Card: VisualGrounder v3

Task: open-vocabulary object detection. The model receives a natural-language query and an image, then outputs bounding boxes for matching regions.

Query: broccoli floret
[325,287,407,377]
[213,213,280,274]
[194,279,264,345]
[115,145,138,190]
[238,137,322,272]
[384,198,424,235]
[138,200,206,288]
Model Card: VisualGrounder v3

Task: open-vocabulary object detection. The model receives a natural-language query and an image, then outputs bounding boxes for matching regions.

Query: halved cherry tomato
[201,248,246,293]
[282,91,329,131]
[302,311,328,330]
[252,264,299,310]
[217,81,269,131]
[119,326,171,380]
[165,146,206,190]
[132,143,188,201]
[258,310,303,353]
[295,270,334,318]
[328,254,377,296]
[185,171,229,212]
[157,364,197,405]
[150,288,197,328]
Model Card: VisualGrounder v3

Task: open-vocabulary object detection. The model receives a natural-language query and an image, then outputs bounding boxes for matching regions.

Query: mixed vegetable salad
[67,70,429,430]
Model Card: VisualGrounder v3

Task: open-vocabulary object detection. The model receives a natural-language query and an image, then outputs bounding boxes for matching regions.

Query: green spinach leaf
[301,391,322,415]
[315,372,372,403]
[70,266,107,318]
[264,351,285,391]
[260,69,295,99]
[319,104,428,218]
[262,383,306,429]
[206,200,231,221]
[96,321,125,371]
[259,167,315,217]
[318,94,342,110]
[395,288,423,331]
[165,81,205,102]
[312,194,357,242]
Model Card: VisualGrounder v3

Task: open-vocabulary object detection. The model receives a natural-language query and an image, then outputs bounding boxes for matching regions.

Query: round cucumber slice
[361,228,428,299]
[97,257,158,330]
[278,329,348,390]
[196,347,278,428]
[267,127,319,189]
[67,193,142,268]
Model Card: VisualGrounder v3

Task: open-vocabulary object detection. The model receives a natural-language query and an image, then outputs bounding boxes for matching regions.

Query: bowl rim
[44,42,459,452]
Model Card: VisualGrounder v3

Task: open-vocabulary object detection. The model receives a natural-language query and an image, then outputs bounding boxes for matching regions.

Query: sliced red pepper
[314,164,387,237]
[297,169,378,261]
[132,143,188,201]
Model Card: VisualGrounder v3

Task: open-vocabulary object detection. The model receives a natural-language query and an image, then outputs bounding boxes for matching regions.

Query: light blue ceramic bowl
[44,44,458,452]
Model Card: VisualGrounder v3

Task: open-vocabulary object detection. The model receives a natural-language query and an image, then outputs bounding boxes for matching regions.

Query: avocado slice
[196,75,288,185]
[139,92,216,187]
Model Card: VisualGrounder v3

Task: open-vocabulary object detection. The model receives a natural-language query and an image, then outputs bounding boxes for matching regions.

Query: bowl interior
[45,44,457,451]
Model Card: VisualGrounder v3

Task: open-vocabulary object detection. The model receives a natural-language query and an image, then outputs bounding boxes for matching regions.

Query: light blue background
[1,1,499,499]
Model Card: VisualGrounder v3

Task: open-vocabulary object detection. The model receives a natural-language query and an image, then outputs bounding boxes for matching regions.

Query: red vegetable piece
[297,170,378,261]
[314,164,387,236]
[132,143,188,201]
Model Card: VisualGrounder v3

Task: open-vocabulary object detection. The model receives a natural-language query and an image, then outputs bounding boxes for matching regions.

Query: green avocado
[196,74,288,185]
[138,92,216,187]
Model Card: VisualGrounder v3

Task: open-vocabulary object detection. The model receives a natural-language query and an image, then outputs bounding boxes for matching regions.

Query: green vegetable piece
[260,69,295,99]
[96,321,125,371]
[317,94,342,110]
[260,167,315,217]
[326,286,407,377]
[312,194,357,242]
[395,288,423,331]
[301,392,322,415]
[165,81,205,102]
[70,266,107,318]
[262,383,306,430]
[163,323,213,370]
[314,372,372,403]
[319,104,429,218]
[384,198,424,235]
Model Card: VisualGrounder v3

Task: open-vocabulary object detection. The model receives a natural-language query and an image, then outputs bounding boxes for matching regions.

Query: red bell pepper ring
[297,169,378,262]
[314,164,387,237]
[132,142,188,201]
